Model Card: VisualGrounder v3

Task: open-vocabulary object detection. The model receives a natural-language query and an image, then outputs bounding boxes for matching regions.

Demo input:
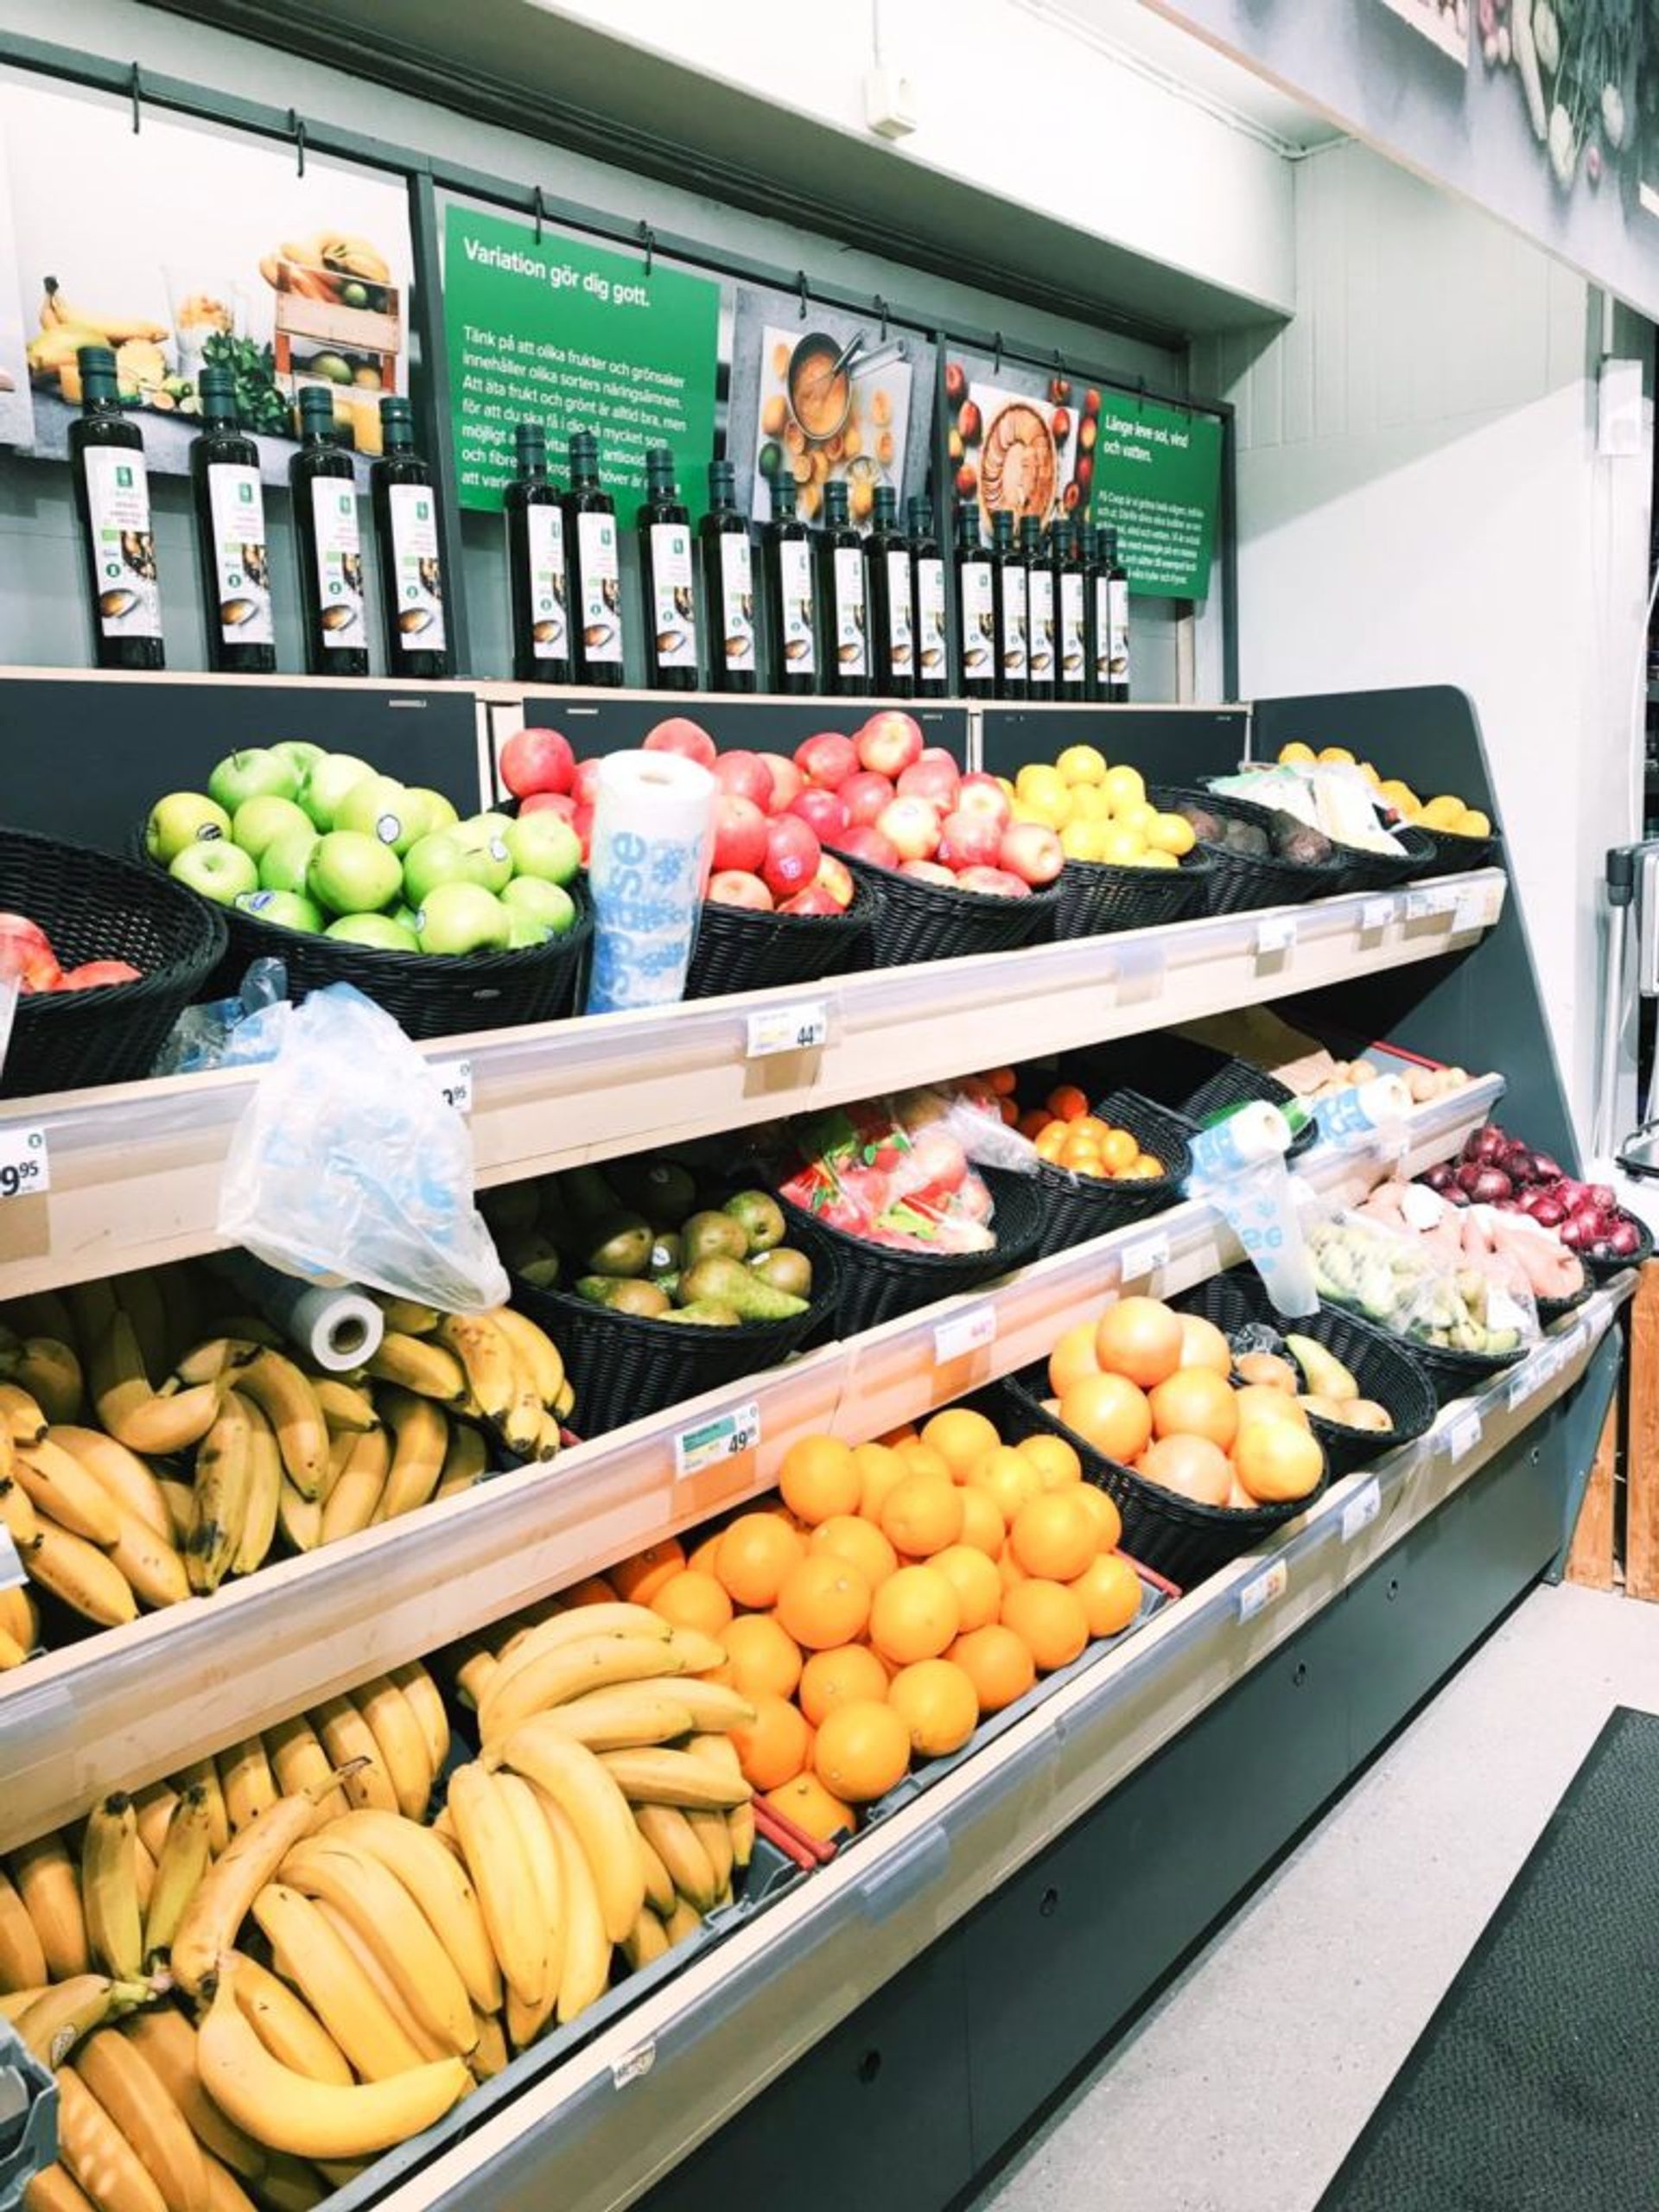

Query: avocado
[582,1212,655,1279]
[679,1255,808,1322]
[480,1183,540,1237]
[501,1230,561,1287]
[575,1276,672,1318]
[518,1256,562,1291]
[749,1246,813,1300]
[562,1165,623,1226]
[658,1301,741,1327]
[682,1210,750,1267]
[610,1159,698,1229]
[723,1190,786,1252]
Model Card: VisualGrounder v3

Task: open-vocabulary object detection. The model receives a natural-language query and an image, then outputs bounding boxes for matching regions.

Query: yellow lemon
[1278,741,1316,766]
[1317,746,1355,766]
[1117,800,1155,838]
[1101,823,1147,867]
[1140,848,1179,870]
[1016,762,1066,806]
[1147,811,1196,857]
[1421,794,1465,830]
[1060,821,1097,862]
[1378,780,1420,819]
[1102,764,1146,814]
[996,776,1016,798]
[1010,798,1057,829]
[1056,743,1108,786]
[1069,785,1108,823]
[1459,808,1491,837]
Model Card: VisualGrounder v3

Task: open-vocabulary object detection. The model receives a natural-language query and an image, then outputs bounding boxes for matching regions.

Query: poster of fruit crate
[0,65,414,479]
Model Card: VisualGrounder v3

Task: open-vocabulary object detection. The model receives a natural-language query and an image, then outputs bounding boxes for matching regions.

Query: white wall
[1192,142,1652,1148]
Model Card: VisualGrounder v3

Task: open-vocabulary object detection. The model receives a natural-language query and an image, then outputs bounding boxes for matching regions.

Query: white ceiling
[1049,0,1342,149]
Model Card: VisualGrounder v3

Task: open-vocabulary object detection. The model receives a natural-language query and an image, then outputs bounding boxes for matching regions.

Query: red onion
[1458,1163,1512,1201]
[1531,1153,1563,1184]
[1501,1141,1536,1184]
[1443,1185,1471,1207]
[1590,1185,1618,1215]
[1422,1161,1457,1192]
[1527,1193,1567,1228]
[1607,1218,1642,1256]
[1464,1126,1508,1166]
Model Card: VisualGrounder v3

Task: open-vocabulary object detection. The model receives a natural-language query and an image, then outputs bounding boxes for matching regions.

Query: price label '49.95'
[0,1125,48,1201]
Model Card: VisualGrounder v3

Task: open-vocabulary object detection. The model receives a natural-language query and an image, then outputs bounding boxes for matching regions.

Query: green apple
[399,788,460,845]
[334,773,425,856]
[448,818,513,894]
[306,830,404,917]
[327,912,420,953]
[259,826,320,894]
[506,912,553,949]
[170,841,258,905]
[402,832,466,911]
[503,812,581,887]
[391,905,423,933]
[270,740,327,779]
[501,876,576,935]
[235,888,322,932]
[416,880,510,955]
[232,794,313,861]
[145,791,231,865]
[208,747,300,813]
[298,752,376,830]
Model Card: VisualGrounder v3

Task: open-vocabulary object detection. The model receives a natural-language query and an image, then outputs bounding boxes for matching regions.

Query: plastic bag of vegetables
[1306,1207,1537,1357]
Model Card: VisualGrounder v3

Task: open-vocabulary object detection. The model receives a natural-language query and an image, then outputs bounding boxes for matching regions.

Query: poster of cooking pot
[943,344,1100,530]
[0,65,414,480]
[728,283,934,529]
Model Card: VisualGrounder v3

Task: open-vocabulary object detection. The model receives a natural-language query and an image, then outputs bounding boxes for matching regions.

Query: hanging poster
[938,343,1093,531]
[1090,398,1223,601]
[0,123,33,448]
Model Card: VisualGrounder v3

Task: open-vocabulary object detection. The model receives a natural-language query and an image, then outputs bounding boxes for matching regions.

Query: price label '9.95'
[0,1125,48,1201]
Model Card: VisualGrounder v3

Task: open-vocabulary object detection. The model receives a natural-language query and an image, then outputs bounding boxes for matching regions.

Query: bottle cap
[76,345,118,401]
[906,496,933,534]
[1019,513,1042,548]
[378,396,414,449]
[645,447,677,493]
[514,421,547,463]
[198,365,237,416]
[568,429,599,476]
[872,485,898,525]
[823,480,850,524]
[1102,525,1121,560]
[1052,518,1073,553]
[298,385,337,433]
[990,508,1014,545]
[954,502,981,545]
[772,474,798,518]
[708,458,736,502]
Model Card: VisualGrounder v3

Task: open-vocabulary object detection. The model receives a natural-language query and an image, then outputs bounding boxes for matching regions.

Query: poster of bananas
[0,67,416,478]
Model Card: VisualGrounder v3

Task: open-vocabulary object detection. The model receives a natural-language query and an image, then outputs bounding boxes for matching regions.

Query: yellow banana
[92,1314,220,1457]
[49,1427,171,1542]
[438,1421,489,1491]
[111,1271,171,1386]
[262,1719,349,1824]
[107,1506,190,1611]
[488,1307,565,1409]
[7,1337,84,1424]
[599,1746,753,1810]
[186,1393,254,1595]
[156,1480,194,1546]
[122,2012,267,2183]
[373,1296,441,1336]
[632,1802,719,1913]
[445,1764,546,2008]
[197,2154,258,2212]
[673,1681,759,1732]
[492,1728,643,1944]
[533,1789,611,2024]
[0,1866,48,1991]
[232,1399,281,1575]
[0,1476,40,1548]
[0,1582,35,1649]
[631,1821,676,1919]
[23,2164,96,2212]
[553,1377,575,1421]
[216,1738,277,1834]
[368,1388,448,1524]
[531,1407,563,1461]
[387,1662,450,1777]
[21,1522,137,1626]
[366,1335,466,1404]
[195,1960,470,2162]
[169,1339,260,1389]
[478,1632,699,1746]
[56,2063,171,2212]
[318,1809,499,2013]
[250,1884,426,2082]
[82,1792,143,1978]
[309,1697,397,1814]
[130,1833,156,1916]
[305,1897,449,2064]
[13,1437,122,1543]
[468,2009,508,2082]
[0,1625,26,1669]
[620,1907,669,1971]
[311,1379,378,1436]
[690,1733,753,1869]
[276,1840,475,2056]
[229,1351,326,1497]
[449,1639,500,1713]
[348,1675,433,1821]
[434,1315,516,1421]
[513,1683,697,1751]
[75,2025,212,2212]
[168,1773,340,1999]
[15,1974,148,2069]
[132,1784,179,1865]
[226,1949,352,2087]
[277,1482,321,1554]
[493,1770,563,2045]
[686,1807,734,1897]
[318,1427,389,1544]
[664,1897,703,1946]
[0,1382,48,1445]
[175,1759,231,1855]
[143,1784,213,1966]
[39,280,169,346]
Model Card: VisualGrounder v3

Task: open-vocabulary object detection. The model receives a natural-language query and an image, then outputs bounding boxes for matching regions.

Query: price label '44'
[747,1003,828,1059]
[675,1401,760,1481]
[0,1125,48,1201]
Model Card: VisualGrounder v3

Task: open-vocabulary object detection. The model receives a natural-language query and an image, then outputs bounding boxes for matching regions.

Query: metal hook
[875,295,889,342]
[1052,348,1065,382]
[1136,375,1147,413]
[533,187,545,245]
[289,109,306,178]
[993,331,1003,376]
[130,62,142,135]
[638,221,655,277]
[797,270,809,321]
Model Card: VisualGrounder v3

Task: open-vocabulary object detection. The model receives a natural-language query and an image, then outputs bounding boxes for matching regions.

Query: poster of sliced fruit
[0,67,414,480]
[940,345,1100,530]
[0,120,33,447]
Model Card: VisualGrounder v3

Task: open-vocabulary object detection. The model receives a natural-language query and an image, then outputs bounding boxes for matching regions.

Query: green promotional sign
[442,205,721,515]
[1090,399,1222,601]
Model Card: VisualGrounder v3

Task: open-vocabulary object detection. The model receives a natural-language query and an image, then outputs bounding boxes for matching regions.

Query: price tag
[1236,1556,1288,1622]
[673,1401,760,1481]
[1443,1407,1482,1463]
[746,1001,828,1058]
[1360,898,1396,934]
[0,1528,27,1592]
[0,1125,48,1201]
[1504,1358,1545,1414]
[1339,1475,1382,1543]
[1452,886,1491,934]
[610,2041,656,2089]
[1255,916,1297,956]
[1407,887,1458,924]
[433,1059,473,1116]
[934,1306,996,1364]
[1119,1230,1170,1284]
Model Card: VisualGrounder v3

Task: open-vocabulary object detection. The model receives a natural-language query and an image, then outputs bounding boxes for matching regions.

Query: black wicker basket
[684,879,874,1001]
[842,855,1062,968]
[995,1365,1327,1588]
[1147,784,1351,915]
[1174,1270,1438,1481]
[1319,821,1441,896]
[1027,1090,1191,1261]
[1088,1033,1317,1165]
[1408,824,1503,880]
[776,1162,1046,1338]
[1168,1052,1319,1164]
[1,829,228,1100]
[1581,1211,1655,1283]
[1050,849,1211,941]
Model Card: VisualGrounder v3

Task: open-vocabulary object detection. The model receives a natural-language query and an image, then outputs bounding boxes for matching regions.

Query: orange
[1070,1551,1141,1638]
[984,1065,1018,1096]
[1068,1114,1110,1145]
[1147,1366,1239,1452]
[967,1445,1045,1523]
[1016,1432,1082,1490]
[920,1407,1002,1480]
[714,1513,805,1608]
[887,1659,980,1757]
[1233,1384,1309,1431]
[852,1441,909,1522]
[1120,1155,1164,1180]
[1137,1433,1232,1506]
[880,1474,964,1558]
[1179,1313,1234,1376]
[877,1424,918,1448]
[896,1441,953,1487]
[611,1540,684,1605]
[998,1542,1029,1593]
[731,1692,811,1790]
[798,1643,891,1726]
[1060,1135,1105,1174]
[1232,1419,1323,1503]
[1047,1319,1102,1398]
[686,1532,723,1579]
[949,1624,1037,1713]
[779,1434,862,1525]
[999,1099,1020,1127]
[719,1612,804,1700]
[957,1485,1007,1558]
[1017,1109,1051,1141]
[1001,1580,1090,1671]
[1073,1483,1123,1553]
[766,1771,855,1843]
[810,1514,899,1589]
[774,1554,873,1649]
[930,1542,1002,1632]
[1008,1491,1097,1582]
[868,1564,962,1665]
[1098,1128,1138,1173]
[813,1698,912,1802]
[1046,1084,1089,1122]
[561,1573,619,1606]
[1034,1122,1069,1163]
[1058,1372,1152,1465]
[649,1568,734,1637]
[1096,1297,1185,1389]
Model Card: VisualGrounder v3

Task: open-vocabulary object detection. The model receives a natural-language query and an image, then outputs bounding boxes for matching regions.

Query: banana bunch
[273,233,391,285]
[364,1294,570,1465]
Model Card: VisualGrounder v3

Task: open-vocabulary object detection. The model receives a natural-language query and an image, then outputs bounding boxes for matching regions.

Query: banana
[0,1582,35,1647]
[312,1380,378,1436]
[132,1784,180,1865]
[348,1676,433,1821]
[369,1389,448,1524]
[21,1522,137,1625]
[690,1733,753,1870]
[553,1377,575,1421]
[156,1481,194,1547]
[492,1729,643,1945]
[0,1474,39,1548]
[238,2155,326,2212]
[13,1437,122,1543]
[478,1632,699,1746]
[39,280,169,346]
[433,1315,516,1422]
[250,1885,425,2082]
[0,1866,48,1990]
[262,1719,349,1823]
[130,1834,156,1916]
[319,1428,355,1505]
[438,1421,489,1491]
[513,1684,697,1751]
[372,1296,441,1336]
[92,1315,220,1457]
[10,1831,88,1978]
[216,1738,277,1834]
[49,1428,172,1542]
[23,2166,96,2212]
[445,1764,546,2008]
[175,1759,231,1855]
[532,1407,563,1461]
[8,1337,84,1424]
[493,1770,563,2045]
[0,1625,27,1669]
[532,1789,610,2024]
[195,1960,470,2162]
[226,1950,351,2087]
[277,1840,475,2056]
[620,1907,669,1971]
[3,1288,76,1342]
[468,2009,508,2082]
[387,1662,450,1777]
[664,1897,703,1946]
[632,1803,718,1914]
[318,1809,499,2014]
[196,2159,257,2212]
[168,1773,339,1999]
[56,2064,171,2212]
[488,1307,565,1410]
[309,1697,397,1814]
[231,1400,281,1576]
[169,1340,260,1389]
[123,2012,266,2183]
[111,1272,171,1387]
[449,1640,500,1713]
[686,1807,734,1897]
[366,1335,466,1404]
[0,1382,48,1444]
[143,1785,212,1966]
[318,1427,390,1545]
[599,1747,753,1810]
[631,1823,676,1919]
[305,1897,449,2065]
[83,1793,143,1978]
[231,1352,327,1497]
[476,1601,675,1709]
[186,1393,254,1596]
[674,1681,760,1732]
[107,1506,190,1611]
[76,2025,212,2212]
[15,1974,148,2069]
[65,1281,119,1357]
[277,1477,322,1554]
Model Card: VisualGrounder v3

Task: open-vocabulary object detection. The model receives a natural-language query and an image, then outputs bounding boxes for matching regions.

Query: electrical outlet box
[1597,356,1643,457]
[864,64,919,140]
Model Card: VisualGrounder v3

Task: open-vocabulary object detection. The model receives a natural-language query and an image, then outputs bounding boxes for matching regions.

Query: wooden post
[1566,1397,1618,1592]
[1625,1261,1659,1601]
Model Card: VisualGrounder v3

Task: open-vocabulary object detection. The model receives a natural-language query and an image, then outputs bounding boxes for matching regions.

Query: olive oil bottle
[69,346,164,671]
[370,397,448,680]
[289,386,367,676]
[702,459,756,692]
[1103,524,1131,702]
[865,485,913,698]
[954,504,995,700]
[817,479,868,698]
[989,509,1027,701]
[1053,518,1088,702]
[190,366,275,675]
[505,421,570,684]
[907,496,948,699]
[1020,514,1054,702]
[763,475,817,695]
[639,447,698,690]
[564,430,623,687]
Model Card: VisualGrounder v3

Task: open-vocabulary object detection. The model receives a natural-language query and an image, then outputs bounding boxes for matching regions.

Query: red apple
[938,809,1003,872]
[857,711,925,779]
[573,758,605,809]
[521,791,578,823]
[790,787,851,842]
[643,717,717,768]
[998,822,1065,887]
[572,804,596,862]
[779,886,842,918]
[876,795,943,862]
[899,859,959,888]
[762,816,823,904]
[841,770,896,827]
[58,959,143,989]
[957,772,1013,830]
[0,913,60,992]
[815,852,855,909]
[794,731,859,790]
[708,869,775,911]
[898,756,961,812]
[712,794,770,875]
[712,750,776,811]
[757,752,804,813]
[499,725,575,799]
[833,825,901,871]
[957,865,1032,899]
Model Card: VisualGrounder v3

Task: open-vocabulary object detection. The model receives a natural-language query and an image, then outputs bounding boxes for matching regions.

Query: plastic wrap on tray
[1212,762,1407,856]
[776,1087,1014,1254]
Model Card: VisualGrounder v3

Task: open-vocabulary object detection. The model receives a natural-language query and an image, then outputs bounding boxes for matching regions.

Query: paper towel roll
[585,751,717,1015]
[208,1248,385,1372]
[1314,1075,1413,1144]
[1188,1099,1291,1180]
